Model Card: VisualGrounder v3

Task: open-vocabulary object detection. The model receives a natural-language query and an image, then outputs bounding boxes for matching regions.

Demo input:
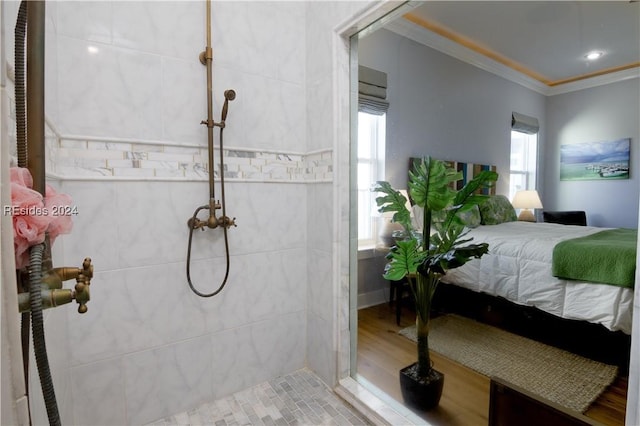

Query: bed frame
[432,284,631,372]
[489,376,601,426]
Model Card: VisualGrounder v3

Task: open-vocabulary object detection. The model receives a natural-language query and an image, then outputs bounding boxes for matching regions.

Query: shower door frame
[331,1,430,424]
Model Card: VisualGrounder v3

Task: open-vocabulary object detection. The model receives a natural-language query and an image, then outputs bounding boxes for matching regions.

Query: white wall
[1,2,74,423]
[304,0,373,387]
[3,1,314,425]
[2,0,372,422]
[544,78,640,228]
[57,2,310,424]
[1,3,29,424]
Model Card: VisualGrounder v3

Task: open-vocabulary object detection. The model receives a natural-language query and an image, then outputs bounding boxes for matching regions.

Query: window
[509,130,538,201]
[357,65,388,248]
[357,111,386,248]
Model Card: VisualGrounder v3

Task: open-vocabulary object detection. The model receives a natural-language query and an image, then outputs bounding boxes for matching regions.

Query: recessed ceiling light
[87,46,99,55]
[585,51,603,61]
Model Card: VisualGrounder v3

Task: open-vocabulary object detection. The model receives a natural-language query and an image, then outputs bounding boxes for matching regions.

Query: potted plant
[374,156,498,410]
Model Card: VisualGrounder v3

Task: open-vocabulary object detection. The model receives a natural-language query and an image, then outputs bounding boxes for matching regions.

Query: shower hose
[15,1,61,424]
[29,243,61,426]
[185,125,231,298]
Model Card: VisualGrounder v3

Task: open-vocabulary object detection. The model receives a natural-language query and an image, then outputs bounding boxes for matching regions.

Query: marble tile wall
[6,1,317,425]
[304,1,373,388]
[2,16,75,423]
[59,177,309,425]
[23,206,74,425]
[48,1,306,153]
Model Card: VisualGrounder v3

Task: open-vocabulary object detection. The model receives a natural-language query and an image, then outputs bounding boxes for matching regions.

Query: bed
[405,158,636,335]
[441,220,635,334]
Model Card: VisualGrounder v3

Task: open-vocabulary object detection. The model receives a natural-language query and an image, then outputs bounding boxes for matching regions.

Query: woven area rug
[398,314,618,413]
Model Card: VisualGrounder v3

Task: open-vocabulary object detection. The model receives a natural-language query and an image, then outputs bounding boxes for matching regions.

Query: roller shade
[512,112,539,135]
[359,65,388,115]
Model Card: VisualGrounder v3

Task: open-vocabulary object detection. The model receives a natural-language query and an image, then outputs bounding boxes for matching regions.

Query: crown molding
[384,18,639,97]
[545,67,640,96]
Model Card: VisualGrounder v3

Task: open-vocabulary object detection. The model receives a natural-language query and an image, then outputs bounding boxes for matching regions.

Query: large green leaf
[430,224,469,252]
[452,170,498,206]
[443,169,498,229]
[382,239,426,281]
[418,242,489,276]
[408,158,460,212]
[373,181,412,232]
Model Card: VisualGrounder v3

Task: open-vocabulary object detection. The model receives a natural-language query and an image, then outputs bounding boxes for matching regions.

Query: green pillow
[457,204,482,228]
[430,204,481,228]
[479,195,517,225]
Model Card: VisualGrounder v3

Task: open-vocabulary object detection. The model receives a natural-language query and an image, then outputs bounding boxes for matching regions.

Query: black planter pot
[399,363,444,410]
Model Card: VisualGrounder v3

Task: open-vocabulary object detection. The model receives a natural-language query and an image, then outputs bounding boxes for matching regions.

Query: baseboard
[358,289,388,309]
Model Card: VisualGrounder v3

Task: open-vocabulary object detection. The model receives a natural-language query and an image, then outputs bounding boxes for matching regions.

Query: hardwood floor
[356,303,628,426]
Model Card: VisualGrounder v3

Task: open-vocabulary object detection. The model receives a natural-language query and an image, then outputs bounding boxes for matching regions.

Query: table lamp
[512,190,542,222]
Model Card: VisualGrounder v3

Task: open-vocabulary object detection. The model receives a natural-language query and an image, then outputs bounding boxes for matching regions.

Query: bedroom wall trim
[357,289,386,310]
[384,17,640,97]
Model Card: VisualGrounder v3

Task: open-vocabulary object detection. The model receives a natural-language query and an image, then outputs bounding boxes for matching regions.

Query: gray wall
[359,29,546,196]
[544,78,640,228]
[357,253,390,307]
[357,28,640,303]
[357,28,546,303]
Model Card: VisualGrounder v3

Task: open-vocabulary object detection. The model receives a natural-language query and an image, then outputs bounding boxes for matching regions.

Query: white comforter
[442,221,634,334]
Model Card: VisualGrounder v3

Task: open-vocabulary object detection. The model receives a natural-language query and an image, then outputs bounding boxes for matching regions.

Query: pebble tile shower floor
[147,369,371,426]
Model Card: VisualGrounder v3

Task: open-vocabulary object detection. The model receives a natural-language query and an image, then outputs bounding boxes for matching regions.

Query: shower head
[224,90,236,101]
[221,89,236,122]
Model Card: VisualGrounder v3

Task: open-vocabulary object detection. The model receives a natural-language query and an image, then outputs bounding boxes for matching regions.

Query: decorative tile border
[48,136,332,183]
[6,78,332,183]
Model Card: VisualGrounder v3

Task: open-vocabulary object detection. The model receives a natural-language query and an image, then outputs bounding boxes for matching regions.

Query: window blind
[512,112,539,135]
[359,65,388,115]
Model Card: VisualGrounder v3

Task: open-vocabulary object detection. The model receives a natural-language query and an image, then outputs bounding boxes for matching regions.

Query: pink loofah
[45,184,74,243]
[9,167,74,269]
[10,167,33,188]
[11,181,50,268]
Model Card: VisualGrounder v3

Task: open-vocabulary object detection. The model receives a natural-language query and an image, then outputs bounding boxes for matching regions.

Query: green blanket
[552,228,637,288]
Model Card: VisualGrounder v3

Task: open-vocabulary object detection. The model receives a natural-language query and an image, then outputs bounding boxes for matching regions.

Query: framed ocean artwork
[560,138,630,181]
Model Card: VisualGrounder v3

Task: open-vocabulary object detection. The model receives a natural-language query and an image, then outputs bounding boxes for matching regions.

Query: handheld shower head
[224,90,236,101]
[221,89,236,122]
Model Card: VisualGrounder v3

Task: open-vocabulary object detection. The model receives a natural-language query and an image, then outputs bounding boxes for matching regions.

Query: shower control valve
[74,257,93,314]
[188,217,206,230]
[220,216,237,228]
[17,257,93,314]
